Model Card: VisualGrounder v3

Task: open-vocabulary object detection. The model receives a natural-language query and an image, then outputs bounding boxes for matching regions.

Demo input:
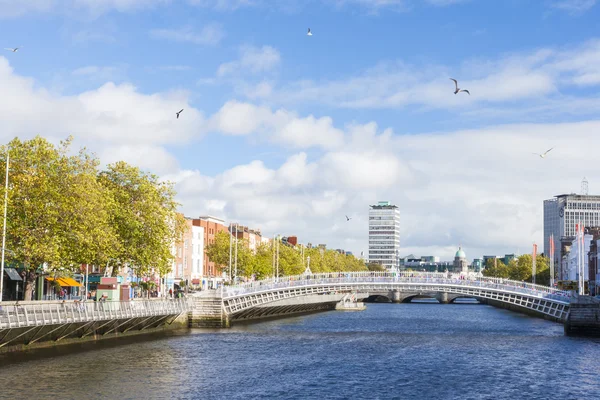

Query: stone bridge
[189,272,571,327]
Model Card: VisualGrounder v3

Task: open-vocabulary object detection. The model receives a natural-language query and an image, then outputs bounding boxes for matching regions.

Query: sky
[1,0,600,261]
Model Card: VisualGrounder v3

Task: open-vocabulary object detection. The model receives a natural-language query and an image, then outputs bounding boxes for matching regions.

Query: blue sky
[2,0,600,260]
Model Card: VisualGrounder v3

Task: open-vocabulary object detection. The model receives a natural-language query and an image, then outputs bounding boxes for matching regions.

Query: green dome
[455,247,466,259]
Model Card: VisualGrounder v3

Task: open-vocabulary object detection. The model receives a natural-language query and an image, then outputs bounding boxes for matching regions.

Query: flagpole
[228,223,233,282]
[0,151,9,302]
[532,243,537,286]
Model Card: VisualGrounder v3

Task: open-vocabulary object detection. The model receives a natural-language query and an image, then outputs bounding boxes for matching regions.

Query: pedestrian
[169,288,173,298]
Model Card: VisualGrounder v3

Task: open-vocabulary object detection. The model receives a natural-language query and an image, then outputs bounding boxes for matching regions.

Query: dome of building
[455,247,466,259]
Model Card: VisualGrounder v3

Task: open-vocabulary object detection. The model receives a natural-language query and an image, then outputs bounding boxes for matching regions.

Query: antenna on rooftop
[581,177,589,195]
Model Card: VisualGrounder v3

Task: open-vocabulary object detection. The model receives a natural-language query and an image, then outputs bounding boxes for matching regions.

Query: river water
[1,303,599,400]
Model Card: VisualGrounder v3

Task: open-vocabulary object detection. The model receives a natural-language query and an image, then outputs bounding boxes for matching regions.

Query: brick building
[193,216,228,285]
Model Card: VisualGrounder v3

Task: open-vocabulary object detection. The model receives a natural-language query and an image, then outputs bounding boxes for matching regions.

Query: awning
[46,277,83,287]
[59,277,82,287]
[4,268,22,281]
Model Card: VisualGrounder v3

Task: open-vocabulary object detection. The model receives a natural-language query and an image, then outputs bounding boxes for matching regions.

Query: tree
[482,258,509,278]
[205,231,231,270]
[1,136,121,300]
[367,262,385,272]
[98,161,185,280]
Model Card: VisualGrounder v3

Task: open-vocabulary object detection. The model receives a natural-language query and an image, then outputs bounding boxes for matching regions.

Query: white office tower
[544,192,600,279]
[368,201,401,270]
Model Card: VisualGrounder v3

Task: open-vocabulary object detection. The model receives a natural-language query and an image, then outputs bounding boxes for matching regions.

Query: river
[1,303,599,399]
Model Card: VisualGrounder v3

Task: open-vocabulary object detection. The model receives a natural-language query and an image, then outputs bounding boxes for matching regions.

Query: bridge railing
[223,272,571,300]
[0,298,190,329]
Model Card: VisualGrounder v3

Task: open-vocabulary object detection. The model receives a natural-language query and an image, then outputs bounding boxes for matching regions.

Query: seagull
[345,215,351,221]
[450,78,470,95]
[532,148,553,159]
[4,47,21,53]
[307,28,313,36]
[176,109,184,119]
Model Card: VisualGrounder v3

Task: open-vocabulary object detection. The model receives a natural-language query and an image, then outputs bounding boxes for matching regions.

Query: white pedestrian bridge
[209,272,571,323]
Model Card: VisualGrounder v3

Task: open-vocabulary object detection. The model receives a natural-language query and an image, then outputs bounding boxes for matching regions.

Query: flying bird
[307,28,313,36]
[4,47,21,53]
[345,215,351,221]
[176,109,184,119]
[450,78,470,95]
[533,148,553,159]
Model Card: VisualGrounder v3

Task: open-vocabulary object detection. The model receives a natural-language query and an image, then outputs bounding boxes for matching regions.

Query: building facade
[193,216,228,287]
[231,225,263,253]
[544,194,600,279]
[453,247,469,274]
[190,225,205,288]
[368,201,401,270]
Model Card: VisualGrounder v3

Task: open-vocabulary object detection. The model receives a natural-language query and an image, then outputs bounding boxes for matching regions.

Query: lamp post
[228,223,233,282]
[0,151,9,302]
[272,234,275,278]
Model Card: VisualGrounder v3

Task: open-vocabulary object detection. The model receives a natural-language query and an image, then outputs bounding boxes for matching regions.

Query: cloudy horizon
[1,0,599,260]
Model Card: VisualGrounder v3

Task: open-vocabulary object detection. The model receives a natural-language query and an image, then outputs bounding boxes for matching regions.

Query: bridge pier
[564,295,600,337]
[392,290,402,303]
[435,293,450,304]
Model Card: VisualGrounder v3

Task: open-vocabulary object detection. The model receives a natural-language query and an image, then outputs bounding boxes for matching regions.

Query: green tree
[278,243,303,276]
[1,136,120,300]
[98,161,185,280]
[248,242,274,279]
[205,231,232,269]
[482,258,509,278]
[513,254,550,286]
[367,262,385,272]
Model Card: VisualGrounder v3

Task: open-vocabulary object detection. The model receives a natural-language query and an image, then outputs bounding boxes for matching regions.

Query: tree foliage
[1,136,184,299]
[483,254,551,286]
[205,234,368,281]
[98,161,186,278]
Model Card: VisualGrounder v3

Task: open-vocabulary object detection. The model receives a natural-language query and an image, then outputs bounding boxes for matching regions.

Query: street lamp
[0,151,9,302]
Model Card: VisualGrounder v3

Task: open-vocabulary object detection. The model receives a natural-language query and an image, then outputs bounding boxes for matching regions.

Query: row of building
[168,216,346,291]
[168,216,271,291]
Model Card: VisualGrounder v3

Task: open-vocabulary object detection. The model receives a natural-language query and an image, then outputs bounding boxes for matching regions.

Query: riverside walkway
[0,298,190,350]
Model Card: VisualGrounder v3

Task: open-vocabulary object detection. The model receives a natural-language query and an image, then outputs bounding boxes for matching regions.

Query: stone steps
[188,297,229,328]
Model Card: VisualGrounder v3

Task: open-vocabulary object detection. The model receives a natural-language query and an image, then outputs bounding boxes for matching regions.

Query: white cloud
[551,0,596,14]
[0,0,171,17]
[5,50,600,261]
[150,24,225,46]
[187,0,255,10]
[100,144,180,174]
[210,100,344,149]
[217,45,281,77]
[0,56,204,165]
[165,109,600,260]
[0,0,54,17]
[260,39,600,120]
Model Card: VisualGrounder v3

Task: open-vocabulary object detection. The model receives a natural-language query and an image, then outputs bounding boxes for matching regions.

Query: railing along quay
[0,298,190,329]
